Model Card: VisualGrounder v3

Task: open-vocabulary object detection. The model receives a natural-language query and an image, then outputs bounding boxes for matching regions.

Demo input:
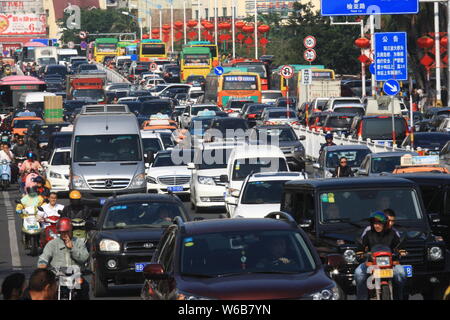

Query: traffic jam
[0,5,450,304]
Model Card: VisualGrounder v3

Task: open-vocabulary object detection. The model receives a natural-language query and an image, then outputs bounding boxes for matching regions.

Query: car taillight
[357,124,363,137]
[247,114,257,119]
[225,109,234,113]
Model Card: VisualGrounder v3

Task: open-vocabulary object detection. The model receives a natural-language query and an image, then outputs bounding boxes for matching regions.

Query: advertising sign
[0,14,47,35]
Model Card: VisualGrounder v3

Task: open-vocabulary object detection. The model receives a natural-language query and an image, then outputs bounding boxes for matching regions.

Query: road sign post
[320,0,419,16]
[301,69,313,109]
[383,79,401,147]
[280,65,294,113]
[304,49,317,63]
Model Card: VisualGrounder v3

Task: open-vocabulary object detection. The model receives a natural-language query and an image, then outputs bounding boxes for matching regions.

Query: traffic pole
[232,0,236,59]
[214,0,218,46]
[254,0,258,59]
[183,0,187,45]
[171,3,174,54]
[159,10,162,40]
[435,2,442,105]
[361,20,366,98]
[370,15,376,97]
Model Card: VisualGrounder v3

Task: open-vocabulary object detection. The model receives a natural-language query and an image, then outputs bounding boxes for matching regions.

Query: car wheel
[92,262,108,298]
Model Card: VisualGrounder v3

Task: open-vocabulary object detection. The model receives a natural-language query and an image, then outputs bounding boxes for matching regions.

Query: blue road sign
[374,32,408,81]
[214,66,224,76]
[80,41,87,49]
[383,79,400,96]
[369,63,376,74]
[321,0,419,16]
[130,54,138,61]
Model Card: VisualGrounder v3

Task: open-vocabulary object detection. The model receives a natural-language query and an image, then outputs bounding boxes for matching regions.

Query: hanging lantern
[420,54,434,67]
[152,28,160,35]
[440,36,448,48]
[162,24,171,31]
[417,36,434,49]
[188,31,197,40]
[244,37,254,45]
[142,34,149,39]
[257,25,270,33]
[162,29,170,34]
[174,21,183,30]
[259,37,269,45]
[152,34,160,39]
[175,31,183,41]
[201,20,209,27]
[204,22,214,31]
[218,22,231,30]
[237,33,246,42]
[219,34,232,41]
[187,20,198,28]
[354,37,370,49]
[242,25,255,34]
[163,34,170,42]
[235,21,245,30]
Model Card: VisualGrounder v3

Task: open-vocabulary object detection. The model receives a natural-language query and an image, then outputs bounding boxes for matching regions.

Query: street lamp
[122,11,143,40]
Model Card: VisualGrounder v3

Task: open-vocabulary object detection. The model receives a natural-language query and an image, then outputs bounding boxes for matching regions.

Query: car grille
[400,240,426,272]
[280,147,293,154]
[213,176,226,186]
[208,196,225,202]
[87,178,130,189]
[158,176,190,185]
[124,241,159,252]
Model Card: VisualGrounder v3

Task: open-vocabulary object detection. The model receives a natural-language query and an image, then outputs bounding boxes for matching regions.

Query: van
[70,104,147,197]
[363,96,407,115]
[18,92,56,112]
[223,144,289,216]
[34,46,58,68]
[57,49,79,66]
[351,115,409,146]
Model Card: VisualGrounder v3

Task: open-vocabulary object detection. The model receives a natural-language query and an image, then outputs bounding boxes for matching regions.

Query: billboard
[0,14,47,35]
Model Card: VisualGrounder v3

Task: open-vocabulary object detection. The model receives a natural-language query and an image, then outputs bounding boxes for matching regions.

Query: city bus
[204,67,250,103]
[180,47,212,81]
[139,39,167,62]
[230,58,270,90]
[217,72,262,107]
[94,38,119,63]
[187,41,219,67]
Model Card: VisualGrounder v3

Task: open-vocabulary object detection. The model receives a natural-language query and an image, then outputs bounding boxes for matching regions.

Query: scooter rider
[354,211,407,300]
[16,187,45,214]
[33,176,50,199]
[20,151,42,176]
[37,218,90,300]
[60,190,92,221]
[11,136,28,160]
[37,192,63,228]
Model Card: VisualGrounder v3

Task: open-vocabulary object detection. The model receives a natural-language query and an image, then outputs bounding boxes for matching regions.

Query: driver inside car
[256,237,295,269]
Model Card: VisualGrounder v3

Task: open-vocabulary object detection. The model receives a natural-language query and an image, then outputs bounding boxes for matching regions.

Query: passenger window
[287,192,316,223]
[420,186,442,215]
[155,229,173,264]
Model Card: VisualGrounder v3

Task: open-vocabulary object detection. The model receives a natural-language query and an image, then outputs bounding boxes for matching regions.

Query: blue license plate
[99,198,106,205]
[168,186,183,192]
[135,262,150,272]
[403,265,413,277]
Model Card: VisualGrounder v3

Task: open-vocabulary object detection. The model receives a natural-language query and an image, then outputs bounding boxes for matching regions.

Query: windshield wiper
[323,218,364,229]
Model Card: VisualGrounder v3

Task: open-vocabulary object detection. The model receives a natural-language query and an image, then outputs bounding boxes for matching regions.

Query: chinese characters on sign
[0,14,46,35]
[321,0,419,16]
[374,32,408,81]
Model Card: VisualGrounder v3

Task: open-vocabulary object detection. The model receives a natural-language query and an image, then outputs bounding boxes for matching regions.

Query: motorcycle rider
[16,186,45,214]
[61,190,92,221]
[37,217,90,300]
[319,133,336,153]
[354,211,407,300]
[37,192,63,228]
[33,175,50,199]
[20,151,42,175]
[11,136,28,160]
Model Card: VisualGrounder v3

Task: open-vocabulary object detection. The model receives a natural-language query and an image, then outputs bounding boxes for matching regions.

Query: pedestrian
[1,273,26,300]
[332,156,354,177]
[20,269,57,300]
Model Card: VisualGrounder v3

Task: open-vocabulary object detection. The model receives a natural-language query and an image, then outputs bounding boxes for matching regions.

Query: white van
[363,96,407,115]
[18,92,56,109]
[34,46,58,68]
[223,144,289,217]
[57,49,79,66]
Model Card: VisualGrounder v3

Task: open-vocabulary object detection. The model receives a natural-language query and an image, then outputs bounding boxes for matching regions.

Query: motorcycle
[36,209,60,248]
[17,205,43,256]
[0,159,11,190]
[51,266,90,300]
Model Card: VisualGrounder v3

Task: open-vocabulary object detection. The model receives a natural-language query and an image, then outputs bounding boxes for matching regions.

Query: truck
[34,46,58,69]
[296,69,341,109]
[66,73,107,103]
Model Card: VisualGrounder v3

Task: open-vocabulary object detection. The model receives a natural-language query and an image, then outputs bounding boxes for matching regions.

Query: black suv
[141,213,341,300]
[278,177,449,299]
[89,194,190,297]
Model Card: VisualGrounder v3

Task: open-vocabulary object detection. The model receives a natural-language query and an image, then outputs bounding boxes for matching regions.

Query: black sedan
[89,193,190,297]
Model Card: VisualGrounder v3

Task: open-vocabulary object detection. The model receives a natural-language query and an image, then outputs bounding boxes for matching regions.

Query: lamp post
[232,0,236,58]
[254,0,258,59]
[183,0,187,45]
[122,11,142,40]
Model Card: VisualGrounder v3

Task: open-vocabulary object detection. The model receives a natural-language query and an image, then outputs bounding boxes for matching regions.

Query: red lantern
[187,20,198,28]
[420,54,434,67]
[237,33,246,42]
[235,21,245,30]
[163,34,170,42]
[257,25,270,33]
[244,37,253,45]
[440,36,448,48]
[142,34,149,39]
[152,34,160,39]
[204,22,214,31]
[219,34,232,41]
[242,25,255,34]
[201,20,209,27]
[218,22,231,30]
[259,37,269,45]
[188,31,197,40]
[174,21,183,30]
[175,31,183,41]
[162,24,171,31]
[354,37,370,49]
[162,29,170,35]
[417,36,434,49]
[152,28,160,35]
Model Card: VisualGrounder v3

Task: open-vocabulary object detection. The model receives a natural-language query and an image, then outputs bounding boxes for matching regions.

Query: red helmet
[57,217,72,232]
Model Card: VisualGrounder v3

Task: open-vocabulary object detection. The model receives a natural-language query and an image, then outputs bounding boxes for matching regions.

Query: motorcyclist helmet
[325,133,333,140]
[369,211,388,225]
[69,190,82,200]
[57,217,73,232]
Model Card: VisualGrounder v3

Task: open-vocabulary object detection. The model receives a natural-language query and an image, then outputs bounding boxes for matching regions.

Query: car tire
[92,262,108,298]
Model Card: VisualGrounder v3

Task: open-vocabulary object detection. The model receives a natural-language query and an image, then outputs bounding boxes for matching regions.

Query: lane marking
[2,191,22,270]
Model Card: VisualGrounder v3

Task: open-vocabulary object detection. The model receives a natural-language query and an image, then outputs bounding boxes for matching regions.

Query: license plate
[135,262,150,272]
[167,186,183,192]
[99,198,106,205]
[373,268,394,278]
[403,265,413,277]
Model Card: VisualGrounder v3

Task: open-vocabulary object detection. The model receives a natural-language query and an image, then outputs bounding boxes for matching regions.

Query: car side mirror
[357,168,368,175]
[143,263,171,280]
[220,174,228,183]
[312,163,320,169]
[187,162,195,170]
[298,219,312,229]
[298,135,306,141]
[145,151,155,164]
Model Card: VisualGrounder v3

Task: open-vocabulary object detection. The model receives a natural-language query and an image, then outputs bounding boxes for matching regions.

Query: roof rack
[265,211,297,226]
[80,104,130,114]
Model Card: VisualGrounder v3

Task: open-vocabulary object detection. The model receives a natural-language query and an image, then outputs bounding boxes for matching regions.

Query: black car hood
[97,228,165,243]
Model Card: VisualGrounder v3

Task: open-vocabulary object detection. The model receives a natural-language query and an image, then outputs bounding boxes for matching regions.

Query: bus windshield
[184,54,210,66]
[223,75,257,90]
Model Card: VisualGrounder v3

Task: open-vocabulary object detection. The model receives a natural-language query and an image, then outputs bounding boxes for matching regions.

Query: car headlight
[294,145,304,152]
[428,246,443,261]
[71,175,88,189]
[146,176,158,184]
[176,290,211,300]
[49,171,62,179]
[99,239,120,252]
[198,176,215,185]
[311,286,340,300]
[375,256,391,266]
[343,249,356,264]
[131,173,146,187]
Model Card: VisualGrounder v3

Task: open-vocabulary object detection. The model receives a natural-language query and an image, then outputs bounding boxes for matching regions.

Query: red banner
[0,14,47,36]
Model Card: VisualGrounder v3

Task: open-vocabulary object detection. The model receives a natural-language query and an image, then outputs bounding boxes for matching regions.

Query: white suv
[230,172,307,219]
[43,147,71,193]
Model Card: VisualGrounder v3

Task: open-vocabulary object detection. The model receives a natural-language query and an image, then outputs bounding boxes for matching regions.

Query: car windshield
[153,150,194,167]
[333,107,365,116]
[74,135,141,162]
[197,149,233,170]
[158,133,175,148]
[211,119,248,132]
[232,158,288,181]
[268,111,297,119]
[326,149,370,168]
[276,99,295,107]
[51,151,70,166]
[257,128,297,142]
[102,202,184,229]
[148,85,167,93]
[142,138,162,153]
[362,118,407,140]
[189,118,213,135]
[320,189,423,223]
[191,106,220,115]
[315,100,328,109]
[141,102,172,116]
[58,54,77,62]
[73,89,104,101]
[247,105,268,113]
[180,230,316,277]
[333,99,360,107]
[371,156,404,173]
[262,92,282,100]
[228,101,252,109]
[414,134,450,150]
[325,115,354,129]
[13,119,43,128]
[241,180,288,204]
[51,134,72,148]
[38,57,56,65]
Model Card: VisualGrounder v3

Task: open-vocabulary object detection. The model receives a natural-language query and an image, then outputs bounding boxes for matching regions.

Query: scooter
[51,266,90,300]
[18,205,43,256]
[0,160,11,191]
[37,211,60,248]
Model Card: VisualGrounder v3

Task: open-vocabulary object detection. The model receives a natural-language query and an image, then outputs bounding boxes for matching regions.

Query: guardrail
[94,63,130,84]
[294,125,411,161]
